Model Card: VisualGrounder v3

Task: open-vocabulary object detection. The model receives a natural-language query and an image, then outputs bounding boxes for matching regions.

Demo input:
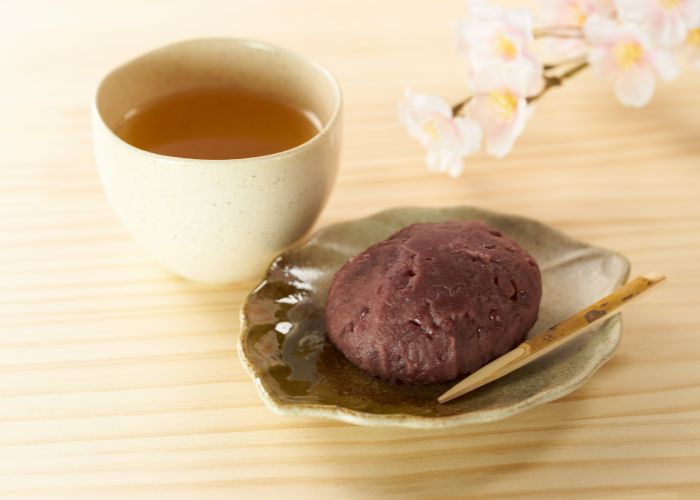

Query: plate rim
[237,205,631,428]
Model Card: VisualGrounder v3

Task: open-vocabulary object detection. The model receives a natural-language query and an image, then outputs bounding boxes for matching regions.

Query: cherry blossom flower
[399,0,695,170]
[584,14,679,107]
[399,90,482,177]
[468,61,534,158]
[616,0,700,48]
[458,0,543,95]
[683,27,700,68]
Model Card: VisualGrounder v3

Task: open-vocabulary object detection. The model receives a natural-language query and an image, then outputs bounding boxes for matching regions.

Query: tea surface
[115,85,320,159]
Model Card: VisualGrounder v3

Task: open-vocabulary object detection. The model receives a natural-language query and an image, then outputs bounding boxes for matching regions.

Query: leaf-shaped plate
[238,206,630,428]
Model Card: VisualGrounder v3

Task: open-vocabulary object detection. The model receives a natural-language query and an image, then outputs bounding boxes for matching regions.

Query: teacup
[93,38,342,284]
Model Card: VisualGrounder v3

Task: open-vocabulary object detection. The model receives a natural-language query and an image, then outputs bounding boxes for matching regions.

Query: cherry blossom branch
[543,57,588,71]
[535,32,584,39]
[399,0,692,177]
[450,60,589,116]
[528,61,589,102]
[533,25,584,39]
[535,24,582,33]
[451,97,472,115]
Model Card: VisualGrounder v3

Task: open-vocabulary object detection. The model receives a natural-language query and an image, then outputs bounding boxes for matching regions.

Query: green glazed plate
[238,206,630,428]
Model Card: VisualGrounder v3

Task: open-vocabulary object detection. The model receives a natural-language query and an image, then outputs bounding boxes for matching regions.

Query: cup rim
[93,37,342,164]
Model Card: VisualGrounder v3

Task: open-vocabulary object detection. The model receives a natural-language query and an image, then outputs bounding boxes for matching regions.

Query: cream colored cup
[93,39,341,284]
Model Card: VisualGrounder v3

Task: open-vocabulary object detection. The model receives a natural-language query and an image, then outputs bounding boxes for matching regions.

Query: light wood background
[2,1,699,498]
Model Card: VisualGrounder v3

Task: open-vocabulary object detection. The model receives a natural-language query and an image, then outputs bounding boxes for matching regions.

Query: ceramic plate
[238,206,630,428]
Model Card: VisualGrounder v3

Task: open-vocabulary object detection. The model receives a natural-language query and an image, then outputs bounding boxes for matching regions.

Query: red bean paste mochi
[325,221,542,385]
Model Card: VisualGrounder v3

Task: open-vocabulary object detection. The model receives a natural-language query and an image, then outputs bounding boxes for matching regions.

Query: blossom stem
[534,25,582,34]
[452,96,472,115]
[534,25,584,39]
[537,24,581,31]
[528,61,589,102]
[543,57,588,72]
[535,32,584,39]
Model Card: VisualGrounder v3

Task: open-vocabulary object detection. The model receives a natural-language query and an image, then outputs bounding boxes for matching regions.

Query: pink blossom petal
[453,117,483,156]
[542,0,616,25]
[472,60,535,95]
[614,67,656,107]
[508,60,538,96]
[483,99,529,158]
[689,3,700,28]
[652,11,692,47]
[584,14,620,44]
[650,49,679,81]
[401,89,452,119]
[686,29,700,69]
[587,45,609,76]
[540,1,588,57]
[470,92,529,159]
[426,148,464,177]
[445,152,467,178]
[399,90,454,145]
[614,0,653,25]
[506,8,534,37]
[425,148,444,173]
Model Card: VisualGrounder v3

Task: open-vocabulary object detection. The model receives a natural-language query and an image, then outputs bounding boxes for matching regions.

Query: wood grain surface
[1,1,699,498]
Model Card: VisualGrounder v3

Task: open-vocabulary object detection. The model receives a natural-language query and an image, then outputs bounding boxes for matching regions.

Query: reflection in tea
[115,85,321,160]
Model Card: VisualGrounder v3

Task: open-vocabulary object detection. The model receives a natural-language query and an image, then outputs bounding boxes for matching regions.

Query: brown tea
[115,85,321,160]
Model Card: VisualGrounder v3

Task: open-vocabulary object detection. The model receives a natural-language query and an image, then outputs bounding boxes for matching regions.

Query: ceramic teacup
[93,38,342,284]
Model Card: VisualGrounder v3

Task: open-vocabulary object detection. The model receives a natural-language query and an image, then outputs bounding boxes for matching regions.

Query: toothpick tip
[437,392,454,405]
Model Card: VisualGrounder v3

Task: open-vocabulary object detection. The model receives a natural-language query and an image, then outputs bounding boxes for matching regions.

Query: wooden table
[2,1,699,498]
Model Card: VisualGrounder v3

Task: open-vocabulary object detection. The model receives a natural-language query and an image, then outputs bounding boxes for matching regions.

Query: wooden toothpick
[438,273,666,404]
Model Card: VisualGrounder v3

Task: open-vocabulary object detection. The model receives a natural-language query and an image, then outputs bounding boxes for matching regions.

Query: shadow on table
[304,395,586,498]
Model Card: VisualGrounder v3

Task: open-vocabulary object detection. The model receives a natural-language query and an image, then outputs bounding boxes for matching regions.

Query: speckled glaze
[238,206,631,429]
[93,39,342,283]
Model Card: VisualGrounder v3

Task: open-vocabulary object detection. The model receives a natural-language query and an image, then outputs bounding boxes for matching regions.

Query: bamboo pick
[437,273,666,404]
